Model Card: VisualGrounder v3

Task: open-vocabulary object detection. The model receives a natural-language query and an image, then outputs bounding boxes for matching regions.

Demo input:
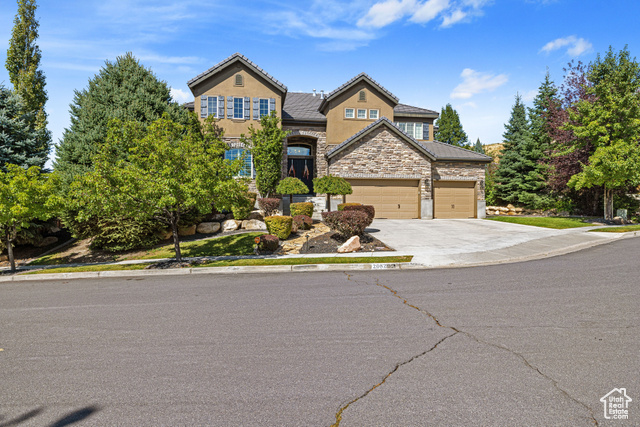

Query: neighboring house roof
[394,103,439,118]
[319,73,399,112]
[326,117,437,161]
[282,92,326,123]
[423,140,492,162]
[187,53,288,94]
[183,101,194,112]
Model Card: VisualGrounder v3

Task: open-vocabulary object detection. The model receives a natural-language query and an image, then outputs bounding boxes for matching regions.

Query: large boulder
[211,213,226,221]
[248,211,264,221]
[222,219,241,232]
[242,219,267,230]
[337,236,361,253]
[34,236,58,247]
[178,225,196,236]
[197,222,221,234]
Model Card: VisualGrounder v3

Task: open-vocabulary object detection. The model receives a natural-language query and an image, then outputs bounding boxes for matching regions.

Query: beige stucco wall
[431,161,486,200]
[324,81,396,145]
[328,127,432,201]
[191,63,282,138]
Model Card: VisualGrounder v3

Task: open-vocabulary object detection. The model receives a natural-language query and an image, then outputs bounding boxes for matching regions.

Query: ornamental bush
[255,234,279,252]
[337,203,361,211]
[293,214,312,231]
[276,177,309,196]
[321,210,369,238]
[264,215,293,239]
[258,197,280,217]
[291,202,313,217]
[313,175,352,196]
[231,193,253,220]
[343,204,375,226]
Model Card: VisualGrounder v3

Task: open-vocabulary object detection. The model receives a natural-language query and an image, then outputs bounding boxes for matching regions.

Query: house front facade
[186,53,491,219]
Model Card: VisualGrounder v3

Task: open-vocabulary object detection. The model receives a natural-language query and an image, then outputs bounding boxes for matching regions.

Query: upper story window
[259,99,269,118]
[357,109,367,119]
[234,97,244,119]
[207,97,218,118]
[225,148,253,177]
[345,108,355,119]
[369,109,379,120]
[396,122,426,140]
[235,74,243,86]
[358,90,366,101]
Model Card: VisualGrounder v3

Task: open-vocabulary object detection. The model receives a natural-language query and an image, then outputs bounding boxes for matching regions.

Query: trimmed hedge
[337,202,361,211]
[291,202,313,217]
[258,197,280,217]
[276,177,309,195]
[293,214,312,231]
[255,234,279,252]
[343,204,375,226]
[321,210,369,238]
[264,215,293,240]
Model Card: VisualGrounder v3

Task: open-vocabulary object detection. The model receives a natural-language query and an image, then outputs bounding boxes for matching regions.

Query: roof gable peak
[320,73,399,112]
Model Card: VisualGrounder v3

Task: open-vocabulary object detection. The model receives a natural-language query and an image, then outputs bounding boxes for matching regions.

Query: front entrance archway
[286,137,315,194]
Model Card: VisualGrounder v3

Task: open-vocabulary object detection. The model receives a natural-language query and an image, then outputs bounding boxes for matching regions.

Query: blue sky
[0,0,638,167]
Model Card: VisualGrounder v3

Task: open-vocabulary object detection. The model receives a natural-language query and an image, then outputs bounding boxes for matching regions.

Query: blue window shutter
[269,98,276,113]
[200,95,207,118]
[253,97,259,120]
[423,123,429,140]
[244,97,250,119]
[218,96,224,119]
[227,96,234,119]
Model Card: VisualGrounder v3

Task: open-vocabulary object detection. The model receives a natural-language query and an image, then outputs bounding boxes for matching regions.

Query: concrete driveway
[368,218,621,267]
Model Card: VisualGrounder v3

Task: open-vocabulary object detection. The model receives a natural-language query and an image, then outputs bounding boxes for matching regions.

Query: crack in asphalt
[335,273,599,426]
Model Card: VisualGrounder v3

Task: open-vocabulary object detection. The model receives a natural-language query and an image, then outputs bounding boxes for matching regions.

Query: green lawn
[589,224,640,233]
[137,232,264,259]
[486,216,594,229]
[25,264,150,274]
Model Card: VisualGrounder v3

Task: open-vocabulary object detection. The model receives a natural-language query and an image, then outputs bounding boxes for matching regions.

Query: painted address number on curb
[371,263,398,270]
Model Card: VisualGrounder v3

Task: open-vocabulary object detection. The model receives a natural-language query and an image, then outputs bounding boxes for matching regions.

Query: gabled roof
[394,103,439,118]
[319,73,399,113]
[282,92,326,123]
[326,117,436,160]
[423,140,492,162]
[187,53,288,94]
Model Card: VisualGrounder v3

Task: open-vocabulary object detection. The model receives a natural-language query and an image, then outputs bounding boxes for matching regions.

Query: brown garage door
[346,179,420,219]
[433,181,476,219]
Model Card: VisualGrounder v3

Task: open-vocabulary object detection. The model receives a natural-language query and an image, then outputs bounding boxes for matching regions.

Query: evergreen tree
[528,71,557,155]
[0,85,48,170]
[494,95,547,207]
[5,0,50,168]
[434,103,469,147]
[473,138,485,154]
[54,53,190,186]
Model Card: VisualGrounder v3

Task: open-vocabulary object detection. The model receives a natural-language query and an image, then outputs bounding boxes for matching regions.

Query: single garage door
[346,179,420,219]
[433,181,476,219]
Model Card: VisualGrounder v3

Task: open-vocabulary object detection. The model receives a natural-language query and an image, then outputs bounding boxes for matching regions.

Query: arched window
[287,144,312,156]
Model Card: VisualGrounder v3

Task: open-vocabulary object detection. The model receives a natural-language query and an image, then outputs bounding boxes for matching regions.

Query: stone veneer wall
[327,128,432,200]
[431,161,486,200]
[282,126,328,180]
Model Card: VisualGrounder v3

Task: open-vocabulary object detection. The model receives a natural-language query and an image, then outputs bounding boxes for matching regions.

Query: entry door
[287,158,314,194]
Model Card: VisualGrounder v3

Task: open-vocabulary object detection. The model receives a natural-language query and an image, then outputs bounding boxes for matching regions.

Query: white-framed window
[225,148,254,177]
[396,122,426,140]
[259,99,269,118]
[345,108,355,118]
[357,109,367,119]
[207,97,217,118]
[369,109,379,120]
[233,97,244,119]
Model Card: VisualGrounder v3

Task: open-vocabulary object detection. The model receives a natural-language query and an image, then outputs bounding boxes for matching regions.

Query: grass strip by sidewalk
[589,224,640,233]
[486,216,593,229]
[23,256,413,275]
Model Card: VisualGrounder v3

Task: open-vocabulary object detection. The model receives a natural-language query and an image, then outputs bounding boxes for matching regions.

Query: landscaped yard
[486,216,595,229]
[589,224,640,233]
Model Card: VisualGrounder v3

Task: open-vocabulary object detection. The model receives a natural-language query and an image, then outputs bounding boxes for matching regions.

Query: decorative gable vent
[359,90,366,101]
[235,74,243,86]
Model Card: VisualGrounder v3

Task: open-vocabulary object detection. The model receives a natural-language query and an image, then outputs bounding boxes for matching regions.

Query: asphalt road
[1,238,638,426]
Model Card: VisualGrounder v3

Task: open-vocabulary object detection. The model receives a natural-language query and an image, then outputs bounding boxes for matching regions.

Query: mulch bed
[300,231,393,254]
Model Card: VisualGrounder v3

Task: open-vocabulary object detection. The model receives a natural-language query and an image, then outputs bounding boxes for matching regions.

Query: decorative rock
[211,213,226,221]
[514,208,523,213]
[499,207,509,212]
[48,226,61,234]
[178,225,196,236]
[613,216,624,225]
[222,219,241,232]
[248,211,264,221]
[337,236,361,253]
[242,219,267,230]
[158,229,172,240]
[34,236,58,247]
[506,204,515,210]
[197,222,221,234]
[225,213,235,220]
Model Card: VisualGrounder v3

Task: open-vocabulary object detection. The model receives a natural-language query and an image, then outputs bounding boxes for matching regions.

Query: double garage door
[346,179,420,219]
[433,181,476,219]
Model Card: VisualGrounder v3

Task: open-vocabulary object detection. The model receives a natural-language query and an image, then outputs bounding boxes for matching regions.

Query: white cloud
[170,88,191,104]
[540,35,592,57]
[451,68,508,99]
[357,0,417,28]
[521,89,538,102]
[441,9,467,27]
[409,0,450,24]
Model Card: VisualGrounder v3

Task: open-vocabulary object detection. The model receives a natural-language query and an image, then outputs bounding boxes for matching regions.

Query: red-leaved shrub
[293,214,312,230]
[258,198,280,217]
[343,204,375,226]
[321,210,369,238]
[255,234,279,252]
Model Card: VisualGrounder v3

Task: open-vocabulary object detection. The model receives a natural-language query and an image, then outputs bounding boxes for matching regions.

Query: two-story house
[186,53,491,219]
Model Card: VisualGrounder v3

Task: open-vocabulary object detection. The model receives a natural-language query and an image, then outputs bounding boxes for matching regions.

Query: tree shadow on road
[0,405,99,427]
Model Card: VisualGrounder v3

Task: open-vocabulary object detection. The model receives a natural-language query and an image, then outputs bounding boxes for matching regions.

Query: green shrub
[313,175,352,195]
[343,204,375,226]
[293,214,312,230]
[248,192,258,209]
[264,215,293,239]
[291,202,313,217]
[321,210,369,238]
[337,203,361,211]
[276,177,309,196]
[255,234,279,252]
[258,198,281,217]
[231,193,254,220]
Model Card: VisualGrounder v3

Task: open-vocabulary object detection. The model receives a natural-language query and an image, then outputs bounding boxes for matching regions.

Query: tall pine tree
[435,104,469,147]
[494,95,548,207]
[473,138,485,154]
[5,0,50,168]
